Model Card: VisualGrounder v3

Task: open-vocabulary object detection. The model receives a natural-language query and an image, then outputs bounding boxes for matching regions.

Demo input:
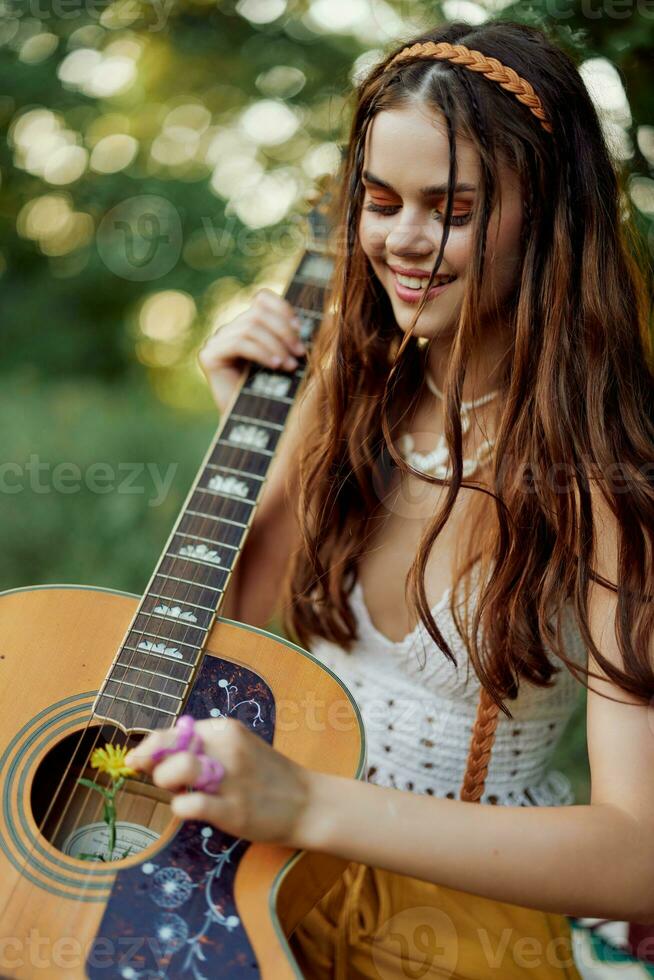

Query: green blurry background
[2,0,654,802]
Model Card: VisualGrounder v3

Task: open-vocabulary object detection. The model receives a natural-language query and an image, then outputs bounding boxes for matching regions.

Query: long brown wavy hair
[280,19,654,715]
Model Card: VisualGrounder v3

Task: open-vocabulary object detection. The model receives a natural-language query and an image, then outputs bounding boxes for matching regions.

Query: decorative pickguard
[87,656,275,979]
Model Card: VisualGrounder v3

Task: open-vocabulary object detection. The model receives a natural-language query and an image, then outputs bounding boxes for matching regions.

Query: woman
[126,19,654,978]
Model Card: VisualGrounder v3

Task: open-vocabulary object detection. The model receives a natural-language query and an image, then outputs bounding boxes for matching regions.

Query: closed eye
[364,202,473,226]
[364,203,399,216]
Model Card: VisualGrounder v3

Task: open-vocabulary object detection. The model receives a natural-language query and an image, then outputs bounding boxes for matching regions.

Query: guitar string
[3,429,247,928]
[2,271,322,930]
[0,242,328,947]
[4,364,298,928]
[45,353,303,854]
[42,437,237,851]
[35,276,318,879]
[98,273,318,838]
[64,290,318,904]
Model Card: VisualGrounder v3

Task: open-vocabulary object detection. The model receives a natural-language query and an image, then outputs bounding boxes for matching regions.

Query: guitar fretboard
[93,249,334,731]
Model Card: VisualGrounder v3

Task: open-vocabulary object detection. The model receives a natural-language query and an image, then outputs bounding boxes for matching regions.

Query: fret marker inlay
[179,543,223,564]
[251,373,291,398]
[228,424,270,450]
[93,245,332,732]
[138,640,184,660]
[208,474,250,498]
[153,603,199,624]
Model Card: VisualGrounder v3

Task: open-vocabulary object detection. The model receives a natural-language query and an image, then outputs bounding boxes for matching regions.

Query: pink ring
[151,715,204,764]
[192,753,225,793]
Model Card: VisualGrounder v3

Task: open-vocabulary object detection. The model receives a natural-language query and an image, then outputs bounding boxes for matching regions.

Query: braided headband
[388,41,553,135]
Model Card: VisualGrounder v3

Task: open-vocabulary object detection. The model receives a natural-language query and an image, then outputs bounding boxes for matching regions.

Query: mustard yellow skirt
[289,861,582,979]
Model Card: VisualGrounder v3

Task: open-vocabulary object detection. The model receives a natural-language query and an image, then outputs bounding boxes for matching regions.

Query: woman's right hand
[198,288,306,415]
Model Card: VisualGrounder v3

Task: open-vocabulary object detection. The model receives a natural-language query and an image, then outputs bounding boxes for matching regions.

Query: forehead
[364,103,480,189]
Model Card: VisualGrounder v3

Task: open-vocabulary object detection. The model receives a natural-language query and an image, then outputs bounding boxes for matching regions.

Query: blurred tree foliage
[0,0,652,384]
[1,0,652,801]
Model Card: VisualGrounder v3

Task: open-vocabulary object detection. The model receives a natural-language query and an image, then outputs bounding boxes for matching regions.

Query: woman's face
[358,102,524,345]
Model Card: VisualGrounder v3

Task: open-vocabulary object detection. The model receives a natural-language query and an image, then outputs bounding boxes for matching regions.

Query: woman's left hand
[125,717,313,847]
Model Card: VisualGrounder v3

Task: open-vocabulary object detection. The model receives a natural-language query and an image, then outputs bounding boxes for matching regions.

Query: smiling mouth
[389,268,458,299]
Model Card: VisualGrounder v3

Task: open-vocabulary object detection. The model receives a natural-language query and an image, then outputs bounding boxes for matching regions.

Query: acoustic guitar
[0,203,365,978]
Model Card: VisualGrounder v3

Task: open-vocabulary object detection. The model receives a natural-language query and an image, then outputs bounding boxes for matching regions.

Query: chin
[393,307,453,338]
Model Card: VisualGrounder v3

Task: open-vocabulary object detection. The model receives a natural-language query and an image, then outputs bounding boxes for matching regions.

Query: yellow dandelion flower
[90,743,137,780]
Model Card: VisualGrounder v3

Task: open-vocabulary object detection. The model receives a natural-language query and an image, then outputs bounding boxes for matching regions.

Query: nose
[385,209,439,259]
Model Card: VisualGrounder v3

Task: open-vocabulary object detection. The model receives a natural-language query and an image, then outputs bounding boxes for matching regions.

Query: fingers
[125,728,178,774]
[171,791,228,824]
[127,743,222,796]
[151,750,204,792]
[196,287,306,416]
[125,717,233,780]
[254,290,306,357]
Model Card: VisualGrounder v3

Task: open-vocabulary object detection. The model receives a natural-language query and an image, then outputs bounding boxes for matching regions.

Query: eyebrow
[362,170,476,196]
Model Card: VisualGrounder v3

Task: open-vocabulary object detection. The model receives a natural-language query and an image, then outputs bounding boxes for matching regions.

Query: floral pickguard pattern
[87,656,274,979]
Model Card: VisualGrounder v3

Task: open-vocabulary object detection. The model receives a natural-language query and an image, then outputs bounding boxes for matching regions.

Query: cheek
[484,211,523,275]
[358,213,386,260]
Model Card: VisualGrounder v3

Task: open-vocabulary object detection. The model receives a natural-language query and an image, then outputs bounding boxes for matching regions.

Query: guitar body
[0,584,366,979]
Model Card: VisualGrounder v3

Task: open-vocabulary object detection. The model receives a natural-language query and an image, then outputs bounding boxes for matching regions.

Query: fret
[294,305,323,319]
[185,509,247,529]
[241,386,293,407]
[163,549,232,576]
[123,639,195,666]
[96,692,177,716]
[149,574,223,612]
[199,483,254,503]
[147,589,217,614]
[109,662,189,698]
[244,369,295,401]
[222,418,282,454]
[229,412,285,433]
[208,444,270,479]
[188,492,253,526]
[177,513,244,548]
[233,392,291,426]
[120,643,197,671]
[156,572,213,588]
[156,555,229,591]
[216,438,275,459]
[130,617,208,650]
[154,571,226,593]
[130,629,201,653]
[115,649,194,683]
[295,252,335,285]
[94,696,175,732]
[134,605,212,636]
[90,235,330,734]
[197,468,263,504]
[293,308,322,341]
[173,530,239,552]
[206,462,266,482]
[101,678,183,714]
[195,483,257,506]
[292,268,330,284]
[285,280,327,308]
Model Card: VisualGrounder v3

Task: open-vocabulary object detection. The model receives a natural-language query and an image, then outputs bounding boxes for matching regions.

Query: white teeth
[395,272,455,290]
[396,273,426,289]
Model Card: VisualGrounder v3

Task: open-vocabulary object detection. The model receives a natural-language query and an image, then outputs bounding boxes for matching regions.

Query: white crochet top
[310,566,588,807]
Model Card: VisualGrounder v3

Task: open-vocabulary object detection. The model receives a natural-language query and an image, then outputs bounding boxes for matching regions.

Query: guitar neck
[93,248,335,732]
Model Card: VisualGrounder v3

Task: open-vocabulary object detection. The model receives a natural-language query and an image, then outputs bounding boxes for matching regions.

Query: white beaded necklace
[398,372,499,479]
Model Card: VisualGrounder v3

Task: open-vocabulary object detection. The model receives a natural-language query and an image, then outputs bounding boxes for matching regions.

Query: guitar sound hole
[30,723,172,863]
